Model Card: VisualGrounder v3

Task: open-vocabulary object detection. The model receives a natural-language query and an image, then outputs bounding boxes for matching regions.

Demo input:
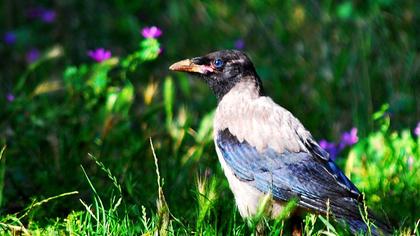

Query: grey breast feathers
[214,90,320,156]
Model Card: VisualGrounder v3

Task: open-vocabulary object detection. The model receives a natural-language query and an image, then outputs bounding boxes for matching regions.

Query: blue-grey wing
[216,128,361,217]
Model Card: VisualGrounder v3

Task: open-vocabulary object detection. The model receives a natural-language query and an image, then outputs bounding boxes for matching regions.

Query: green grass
[0,122,418,235]
[0,0,418,235]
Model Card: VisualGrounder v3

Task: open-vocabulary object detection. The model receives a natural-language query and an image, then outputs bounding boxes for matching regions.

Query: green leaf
[105,88,119,114]
[163,77,174,125]
[337,1,353,20]
[139,38,160,61]
[63,66,78,80]
[113,82,134,116]
[318,215,338,234]
[372,104,389,120]
[87,59,118,95]
[63,65,88,92]
[89,70,108,95]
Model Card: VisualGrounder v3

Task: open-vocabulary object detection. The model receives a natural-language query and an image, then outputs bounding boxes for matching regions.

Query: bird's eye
[213,58,224,68]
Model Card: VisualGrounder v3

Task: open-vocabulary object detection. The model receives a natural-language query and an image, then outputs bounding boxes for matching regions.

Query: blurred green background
[0,0,419,235]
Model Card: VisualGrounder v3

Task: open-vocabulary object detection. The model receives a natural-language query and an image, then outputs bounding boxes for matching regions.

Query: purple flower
[319,139,339,160]
[27,7,44,18]
[340,128,358,149]
[26,7,56,23]
[414,122,420,137]
[40,9,56,23]
[26,48,40,63]
[3,32,16,44]
[6,93,15,102]
[234,39,245,50]
[88,48,111,62]
[141,26,162,39]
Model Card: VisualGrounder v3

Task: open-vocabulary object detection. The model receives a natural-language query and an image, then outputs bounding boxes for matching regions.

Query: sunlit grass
[0,127,418,235]
[0,1,418,235]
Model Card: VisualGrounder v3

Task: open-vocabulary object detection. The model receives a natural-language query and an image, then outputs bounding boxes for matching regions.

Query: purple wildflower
[340,127,358,149]
[413,122,420,137]
[26,48,40,63]
[40,9,56,23]
[3,32,16,44]
[319,139,339,160]
[26,7,56,23]
[88,48,111,62]
[6,93,15,102]
[234,39,245,50]
[141,26,162,39]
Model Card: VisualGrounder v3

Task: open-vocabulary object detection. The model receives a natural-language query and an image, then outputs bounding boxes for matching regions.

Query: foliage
[0,0,419,235]
[346,105,420,227]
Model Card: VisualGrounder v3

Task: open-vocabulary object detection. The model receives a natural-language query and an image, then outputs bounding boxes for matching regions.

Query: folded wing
[216,128,362,220]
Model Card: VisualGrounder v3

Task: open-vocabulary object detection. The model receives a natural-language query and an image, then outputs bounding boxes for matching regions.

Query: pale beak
[169,59,214,74]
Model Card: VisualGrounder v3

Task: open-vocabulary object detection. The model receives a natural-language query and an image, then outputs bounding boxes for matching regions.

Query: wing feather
[216,128,361,218]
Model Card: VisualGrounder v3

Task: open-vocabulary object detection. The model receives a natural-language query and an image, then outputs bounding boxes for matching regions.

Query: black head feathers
[170,50,264,100]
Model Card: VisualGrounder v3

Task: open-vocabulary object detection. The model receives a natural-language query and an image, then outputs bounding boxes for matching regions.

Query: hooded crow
[169,50,390,235]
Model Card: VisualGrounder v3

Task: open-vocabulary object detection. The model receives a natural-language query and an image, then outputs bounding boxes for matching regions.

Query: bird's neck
[212,75,264,102]
[214,78,265,135]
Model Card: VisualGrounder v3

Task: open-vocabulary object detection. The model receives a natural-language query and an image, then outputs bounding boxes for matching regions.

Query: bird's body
[170,50,390,235]
[213,78,308,218]
[213,76,361,219]
[214,79,287,218]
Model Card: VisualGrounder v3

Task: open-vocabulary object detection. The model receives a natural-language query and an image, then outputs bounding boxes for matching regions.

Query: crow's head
[169,50,263,100]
